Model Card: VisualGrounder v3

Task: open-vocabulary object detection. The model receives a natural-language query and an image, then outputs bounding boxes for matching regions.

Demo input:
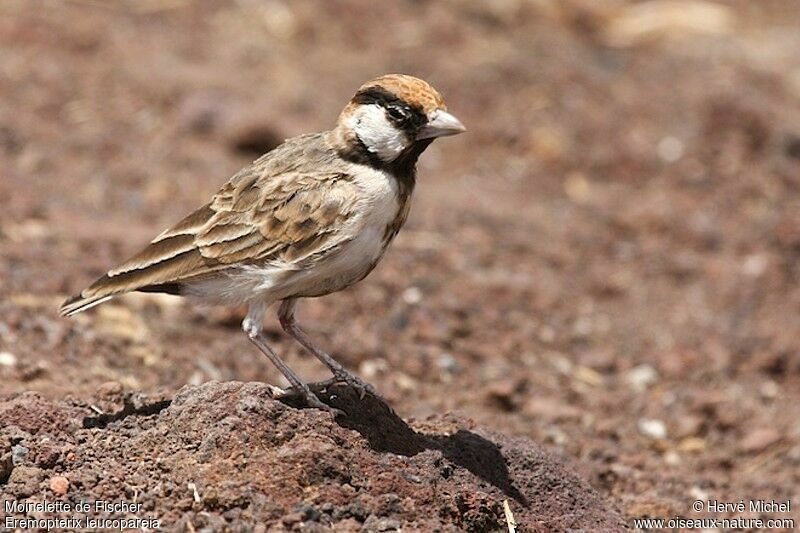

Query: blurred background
[1,0,799,521]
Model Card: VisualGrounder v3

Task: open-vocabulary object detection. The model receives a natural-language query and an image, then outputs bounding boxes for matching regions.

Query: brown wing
[61,150,360,316]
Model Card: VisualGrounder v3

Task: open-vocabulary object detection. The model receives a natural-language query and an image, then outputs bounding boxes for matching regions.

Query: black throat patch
[337,86,431,194]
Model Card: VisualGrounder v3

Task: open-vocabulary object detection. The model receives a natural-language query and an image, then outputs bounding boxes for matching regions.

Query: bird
[60,74,465,414]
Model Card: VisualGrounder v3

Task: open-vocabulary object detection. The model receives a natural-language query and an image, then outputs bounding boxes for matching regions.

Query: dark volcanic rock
[0,382,625,531]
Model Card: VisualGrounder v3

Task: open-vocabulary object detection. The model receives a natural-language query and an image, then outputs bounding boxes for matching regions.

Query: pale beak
[416,110,466,140]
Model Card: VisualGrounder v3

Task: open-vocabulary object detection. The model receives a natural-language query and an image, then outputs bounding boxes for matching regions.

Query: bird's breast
[290,167,411,297]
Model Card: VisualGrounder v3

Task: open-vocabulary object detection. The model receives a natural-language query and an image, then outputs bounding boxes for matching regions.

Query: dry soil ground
[2,0,800,531]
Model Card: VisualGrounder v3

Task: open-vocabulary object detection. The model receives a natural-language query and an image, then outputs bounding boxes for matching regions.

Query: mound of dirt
[1,381,625,531]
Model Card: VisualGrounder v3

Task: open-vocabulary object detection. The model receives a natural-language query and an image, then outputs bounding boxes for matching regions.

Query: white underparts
[344,104,410,162]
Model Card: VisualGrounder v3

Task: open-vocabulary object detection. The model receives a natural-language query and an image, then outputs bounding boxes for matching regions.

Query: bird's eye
[386,105,409,121]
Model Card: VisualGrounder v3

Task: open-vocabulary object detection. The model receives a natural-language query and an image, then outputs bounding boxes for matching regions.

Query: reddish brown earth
[1,382,625,530]
[2,0,800,531]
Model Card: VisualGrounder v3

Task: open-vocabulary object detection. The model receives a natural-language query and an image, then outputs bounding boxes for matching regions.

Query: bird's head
[335,74,465,165]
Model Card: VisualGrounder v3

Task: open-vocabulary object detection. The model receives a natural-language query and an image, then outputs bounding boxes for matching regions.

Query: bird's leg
[243,303,342,416]
[278,299,378,399]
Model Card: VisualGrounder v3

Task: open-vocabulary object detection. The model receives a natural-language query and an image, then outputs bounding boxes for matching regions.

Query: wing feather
[153,205,216,242]
[60,137,361,316]
[107,234,197,276]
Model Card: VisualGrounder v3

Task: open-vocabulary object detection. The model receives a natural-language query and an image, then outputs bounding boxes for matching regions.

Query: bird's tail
[59,293,114,317]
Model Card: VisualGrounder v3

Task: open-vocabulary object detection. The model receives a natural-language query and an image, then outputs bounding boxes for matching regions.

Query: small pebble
[436,353,460,374]
[638,418,668,440]
[393,373,417,392]
[97,381,123,397]
[741,253,768,278]
[544,427,568,446]
[0,351,17,367]
[550,354,572,374]
[678,437,707,454]
[759,380,778,399]
[564,172,591,203]
[486,381,518,412]
[689,486,709,502]
[402,286,423,305]
[359,358,388,379]
[625,364,658,392]
[49,475,69,495]
[573,365,604,387]
[11,445,28,465]
[663,450,681,465]
[657,136,684,162]
[188,482,201,503]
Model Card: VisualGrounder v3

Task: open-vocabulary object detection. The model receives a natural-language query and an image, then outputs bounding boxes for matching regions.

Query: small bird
[61,74,465,414]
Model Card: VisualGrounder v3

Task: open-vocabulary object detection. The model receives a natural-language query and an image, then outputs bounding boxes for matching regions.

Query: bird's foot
[332,370,379,400]
[268,383,344,417]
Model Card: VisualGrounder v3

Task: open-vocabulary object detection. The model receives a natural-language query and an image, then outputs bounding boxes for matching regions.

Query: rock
[564,172,592,204]
[11,444,28,465]
[0,351,17,367]
[485,380,523,411]
[573,365,604,387]
[625,364,659,392]
[663,450,681,465]
[677,437,706,454]
[741,253,768,278]
[436,353,461,375]
[359,358,388,380]
[97,381,123,398]
[759,381,779,399]
[657,136,684,162]
[0,382,625,530]
[0,452,12,483]
[34,444,60,468]
[7,465,44,498]
[362,515,402,532]
[638,418,668,440]
[49,475,70,495]
[401,286,423,305]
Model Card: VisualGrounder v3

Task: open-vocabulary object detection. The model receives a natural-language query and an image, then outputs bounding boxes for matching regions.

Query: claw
[279,384,345,417]
[332,371,379,400]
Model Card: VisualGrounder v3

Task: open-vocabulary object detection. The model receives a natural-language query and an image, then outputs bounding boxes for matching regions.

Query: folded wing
[60,164,359,316]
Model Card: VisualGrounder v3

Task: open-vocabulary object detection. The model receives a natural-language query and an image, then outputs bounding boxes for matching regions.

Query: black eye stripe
[386,105,409,120]
[352,86,427,129]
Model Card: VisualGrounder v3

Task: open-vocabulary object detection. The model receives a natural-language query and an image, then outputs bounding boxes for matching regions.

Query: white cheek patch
[346,104,410,162]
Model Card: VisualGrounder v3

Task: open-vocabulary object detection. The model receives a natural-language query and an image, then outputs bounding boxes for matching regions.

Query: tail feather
[60,293,114,317]
[59,209,223,317]
[58,247,214,317]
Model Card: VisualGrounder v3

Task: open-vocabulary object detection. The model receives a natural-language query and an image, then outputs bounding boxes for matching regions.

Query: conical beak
[416,110,466,140]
